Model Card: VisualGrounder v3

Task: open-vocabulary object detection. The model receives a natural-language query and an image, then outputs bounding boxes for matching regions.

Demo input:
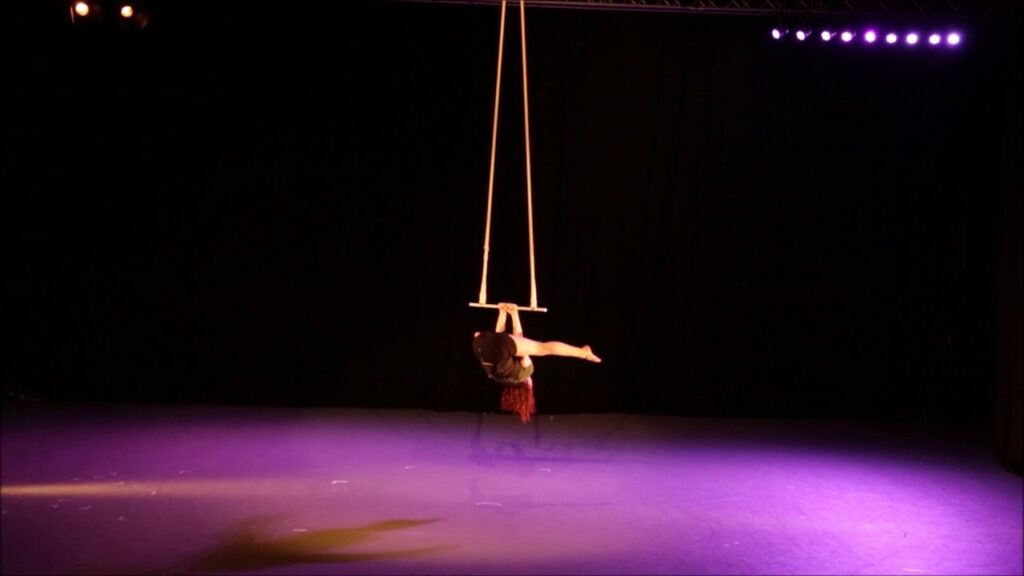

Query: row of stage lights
[771,27,963,47]
[67,2,965,49]
[70,1,150,29]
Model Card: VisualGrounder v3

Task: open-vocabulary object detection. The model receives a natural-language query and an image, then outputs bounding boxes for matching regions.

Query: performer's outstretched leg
[509,336,601,362]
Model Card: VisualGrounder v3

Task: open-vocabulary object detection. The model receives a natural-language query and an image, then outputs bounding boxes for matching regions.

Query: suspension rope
[472,0,546,313]
[477,0,506,309]
[519,0,538,311]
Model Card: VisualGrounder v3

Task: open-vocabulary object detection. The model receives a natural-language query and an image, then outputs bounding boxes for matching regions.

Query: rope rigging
[470,0,547,313]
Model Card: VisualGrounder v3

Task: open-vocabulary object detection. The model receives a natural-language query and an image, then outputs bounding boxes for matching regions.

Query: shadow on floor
[157,516,453,574]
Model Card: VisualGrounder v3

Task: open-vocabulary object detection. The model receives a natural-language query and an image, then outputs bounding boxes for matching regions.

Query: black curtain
[3,2,1016,440]
[994,4,1023,473]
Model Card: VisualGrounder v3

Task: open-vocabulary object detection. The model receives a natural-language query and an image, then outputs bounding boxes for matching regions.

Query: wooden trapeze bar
[469,302,548,313]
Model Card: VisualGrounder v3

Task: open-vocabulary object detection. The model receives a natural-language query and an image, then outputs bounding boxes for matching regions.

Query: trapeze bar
[469,302,548,313]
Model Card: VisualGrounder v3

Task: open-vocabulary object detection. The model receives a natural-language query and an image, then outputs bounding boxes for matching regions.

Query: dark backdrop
[4,2,1019,432]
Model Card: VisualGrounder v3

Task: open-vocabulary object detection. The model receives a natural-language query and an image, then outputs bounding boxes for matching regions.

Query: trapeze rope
[472,0,546,313]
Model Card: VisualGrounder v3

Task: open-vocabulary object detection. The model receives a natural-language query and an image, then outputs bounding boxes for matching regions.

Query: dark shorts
[472,332,533,384]
[473,332,517,365]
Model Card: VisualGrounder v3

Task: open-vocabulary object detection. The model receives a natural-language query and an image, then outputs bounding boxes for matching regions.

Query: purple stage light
[906,32,919,45]
[928,33,941,45]
[864,30,878,43]
[947,32,961,46]
[886,32,898,44]
[795,30,809,41]
[771,28,783,40]
[820,30,833,42]
[840,31,855,43]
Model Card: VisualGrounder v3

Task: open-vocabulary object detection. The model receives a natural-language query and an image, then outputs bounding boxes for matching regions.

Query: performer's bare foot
[582,346,602,363]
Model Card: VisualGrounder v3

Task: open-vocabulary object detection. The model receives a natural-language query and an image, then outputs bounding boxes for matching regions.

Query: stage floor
[2,402,1021,575]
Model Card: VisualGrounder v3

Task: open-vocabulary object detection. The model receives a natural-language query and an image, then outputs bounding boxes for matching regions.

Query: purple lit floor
[2,402,1021,575]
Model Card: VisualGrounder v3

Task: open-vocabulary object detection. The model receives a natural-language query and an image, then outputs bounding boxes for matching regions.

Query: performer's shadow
[468,412,614,467]
[159,516,452,574]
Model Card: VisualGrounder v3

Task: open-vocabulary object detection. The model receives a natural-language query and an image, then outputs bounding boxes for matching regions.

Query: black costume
[472,331,534,385]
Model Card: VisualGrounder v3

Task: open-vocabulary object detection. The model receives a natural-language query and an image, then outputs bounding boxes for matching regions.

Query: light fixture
[767,24,965,53]
[68,0,149,29]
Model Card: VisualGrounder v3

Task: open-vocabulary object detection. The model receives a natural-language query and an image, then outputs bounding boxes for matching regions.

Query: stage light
[767,23,965,54]
[68,0,150,29]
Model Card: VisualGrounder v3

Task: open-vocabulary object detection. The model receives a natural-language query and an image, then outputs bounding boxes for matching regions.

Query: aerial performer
[473,303,601,422]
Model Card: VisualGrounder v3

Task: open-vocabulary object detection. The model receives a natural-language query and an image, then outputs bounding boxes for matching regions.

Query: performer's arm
[510,306,524,336]
[508,305,533,368]
[495,305,509,333]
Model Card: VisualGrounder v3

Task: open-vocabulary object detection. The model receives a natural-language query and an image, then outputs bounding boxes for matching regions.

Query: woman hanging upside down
[472,303,601,423]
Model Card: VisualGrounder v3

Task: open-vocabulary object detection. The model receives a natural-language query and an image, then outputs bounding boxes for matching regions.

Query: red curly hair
[500,382,536,423]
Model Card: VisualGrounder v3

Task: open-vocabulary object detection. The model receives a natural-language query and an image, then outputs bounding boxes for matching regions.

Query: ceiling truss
[392,0,1005,17]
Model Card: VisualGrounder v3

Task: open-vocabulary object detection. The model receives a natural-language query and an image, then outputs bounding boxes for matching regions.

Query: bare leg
[510,335,602,363]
